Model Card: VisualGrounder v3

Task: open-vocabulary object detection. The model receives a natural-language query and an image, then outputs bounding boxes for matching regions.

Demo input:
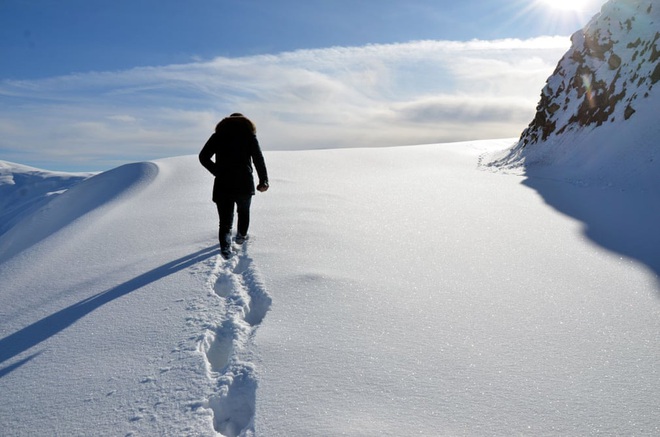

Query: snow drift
[0,161,92,253]
[0,161,155,264]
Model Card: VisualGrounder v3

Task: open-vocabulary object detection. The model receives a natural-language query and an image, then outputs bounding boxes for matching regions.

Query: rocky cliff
[496,0,660,188]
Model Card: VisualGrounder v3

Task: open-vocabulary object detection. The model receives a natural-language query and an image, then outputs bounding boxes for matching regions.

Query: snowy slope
[1,141,659,436]
[254,142,659,436]
[0,161,93,259]
[0,157,220,435]
[494,0,660,189]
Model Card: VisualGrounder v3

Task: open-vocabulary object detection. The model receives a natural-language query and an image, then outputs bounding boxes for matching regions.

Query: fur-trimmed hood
[215,113,256,135]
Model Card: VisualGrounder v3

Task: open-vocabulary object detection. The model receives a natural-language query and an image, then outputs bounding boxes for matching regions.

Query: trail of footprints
[199,247,272,437]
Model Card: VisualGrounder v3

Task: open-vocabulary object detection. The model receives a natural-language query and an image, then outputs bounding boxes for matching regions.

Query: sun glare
[541,0,591,12]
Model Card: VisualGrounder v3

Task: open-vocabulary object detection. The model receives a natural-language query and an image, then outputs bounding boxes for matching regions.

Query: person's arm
[251,135,269,191]
[199,135,218,176]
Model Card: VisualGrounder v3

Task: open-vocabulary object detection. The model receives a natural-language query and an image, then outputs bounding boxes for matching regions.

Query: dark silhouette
[199,114,269,259]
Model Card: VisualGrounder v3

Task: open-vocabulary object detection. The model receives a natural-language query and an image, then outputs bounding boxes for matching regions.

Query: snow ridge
[0,160,92,251]
[0,161,157,263]
[200,244,272,437]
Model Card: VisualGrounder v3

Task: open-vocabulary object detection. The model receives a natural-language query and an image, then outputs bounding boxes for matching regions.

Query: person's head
[216,113,256,134]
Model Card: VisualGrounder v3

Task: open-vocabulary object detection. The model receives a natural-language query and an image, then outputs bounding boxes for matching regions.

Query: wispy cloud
[0,37,570,170]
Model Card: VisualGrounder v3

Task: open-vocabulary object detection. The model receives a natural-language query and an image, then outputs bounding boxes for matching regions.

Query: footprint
[202,323,234,373]
[233,256,251,275]
[199,251,272,436]
[242,270,272,327]
[207,364,257,437]
[214,274,237,298]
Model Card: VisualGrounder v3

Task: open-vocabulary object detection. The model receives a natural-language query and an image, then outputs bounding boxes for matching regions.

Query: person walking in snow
[199,113,269,259]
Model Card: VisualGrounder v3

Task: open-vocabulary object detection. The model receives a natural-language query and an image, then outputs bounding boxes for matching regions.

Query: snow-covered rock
[494,0,660,189]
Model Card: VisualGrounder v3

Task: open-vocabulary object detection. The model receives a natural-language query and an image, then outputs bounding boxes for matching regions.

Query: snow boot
[220,232,232,259]
[220,246,232,259]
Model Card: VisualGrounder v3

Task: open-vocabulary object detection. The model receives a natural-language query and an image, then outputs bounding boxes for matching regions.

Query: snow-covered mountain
[494,0,660,189]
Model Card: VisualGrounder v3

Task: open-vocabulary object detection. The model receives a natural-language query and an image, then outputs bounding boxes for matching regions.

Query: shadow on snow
[523,171,660,292]
[0,245,218,377]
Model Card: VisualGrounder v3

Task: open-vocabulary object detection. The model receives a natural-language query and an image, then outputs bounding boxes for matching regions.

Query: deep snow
[1,140,658,436]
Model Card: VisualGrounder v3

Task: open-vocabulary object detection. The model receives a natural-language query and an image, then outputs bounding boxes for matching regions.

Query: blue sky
[1,0,606,171]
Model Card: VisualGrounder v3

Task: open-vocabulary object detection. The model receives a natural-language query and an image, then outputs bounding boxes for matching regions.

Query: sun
[539,0,592,12]
[514,0,603,35]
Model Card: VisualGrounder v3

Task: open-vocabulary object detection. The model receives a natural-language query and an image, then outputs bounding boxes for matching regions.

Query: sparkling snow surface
[1,141,658,436]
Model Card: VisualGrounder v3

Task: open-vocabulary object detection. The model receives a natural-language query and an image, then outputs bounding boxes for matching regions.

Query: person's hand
[257,182,269,192]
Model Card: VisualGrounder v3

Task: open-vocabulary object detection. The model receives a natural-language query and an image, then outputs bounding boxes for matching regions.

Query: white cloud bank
[0,37,570,170]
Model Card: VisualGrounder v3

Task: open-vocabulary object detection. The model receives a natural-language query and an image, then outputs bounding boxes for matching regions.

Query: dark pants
[216,194,252,249]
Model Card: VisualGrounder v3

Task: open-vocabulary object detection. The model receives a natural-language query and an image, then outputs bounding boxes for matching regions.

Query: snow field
[249,141,660,436]
[1,140,658,436]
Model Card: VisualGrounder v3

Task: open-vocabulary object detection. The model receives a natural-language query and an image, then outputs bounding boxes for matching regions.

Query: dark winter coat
[199,115,268,201]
